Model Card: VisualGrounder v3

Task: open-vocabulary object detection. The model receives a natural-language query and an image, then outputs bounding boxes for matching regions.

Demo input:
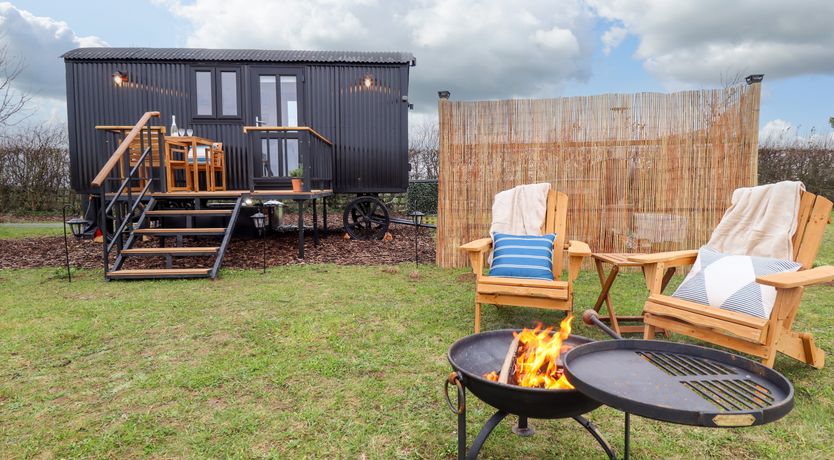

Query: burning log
[498,336,520,384]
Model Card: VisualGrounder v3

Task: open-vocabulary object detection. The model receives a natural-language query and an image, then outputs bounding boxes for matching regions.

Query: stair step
[121,247,220,256]
[134,227,227,236]
[145,209,232,217]
[107,268,211,279]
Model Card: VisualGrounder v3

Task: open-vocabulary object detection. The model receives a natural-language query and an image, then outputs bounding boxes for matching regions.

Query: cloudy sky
[2,0,833,143]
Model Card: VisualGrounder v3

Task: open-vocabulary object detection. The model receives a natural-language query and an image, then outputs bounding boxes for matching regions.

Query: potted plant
[289,166,304,192]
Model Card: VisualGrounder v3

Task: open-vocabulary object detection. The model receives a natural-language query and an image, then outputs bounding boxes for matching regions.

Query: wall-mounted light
[438,90,451,100]
[363,75,374,88]
[745,74,764,85]
[112,71,129,86]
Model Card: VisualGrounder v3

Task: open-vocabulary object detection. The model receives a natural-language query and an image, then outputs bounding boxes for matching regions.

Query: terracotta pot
[291,178,303,192]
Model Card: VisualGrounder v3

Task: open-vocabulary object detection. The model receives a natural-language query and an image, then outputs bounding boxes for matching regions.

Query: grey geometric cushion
[671,246,801,318]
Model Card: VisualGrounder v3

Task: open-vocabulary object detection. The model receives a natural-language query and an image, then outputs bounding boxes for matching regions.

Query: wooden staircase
[105,196,242,280]
[91,111,243,281]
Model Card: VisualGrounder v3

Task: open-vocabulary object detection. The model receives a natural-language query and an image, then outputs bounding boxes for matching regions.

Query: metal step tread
[145,209,233,216]
[134,227,227,235]
[121,247,220,256]
[107,268,211,279]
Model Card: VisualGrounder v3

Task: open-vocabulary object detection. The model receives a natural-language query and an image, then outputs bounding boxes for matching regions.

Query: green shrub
[406,181,437,214]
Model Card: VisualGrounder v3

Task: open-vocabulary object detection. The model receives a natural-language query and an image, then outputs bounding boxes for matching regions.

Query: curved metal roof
[62,47,415,65]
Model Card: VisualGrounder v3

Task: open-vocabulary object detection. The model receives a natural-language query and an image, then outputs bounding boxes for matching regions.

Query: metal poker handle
[582,310,623,340]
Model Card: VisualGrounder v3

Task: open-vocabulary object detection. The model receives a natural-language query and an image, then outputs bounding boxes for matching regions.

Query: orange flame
[513,315,575,389]
[484,371,499,382]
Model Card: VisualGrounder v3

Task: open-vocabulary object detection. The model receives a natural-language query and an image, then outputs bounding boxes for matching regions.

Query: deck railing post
[99,186,108,278]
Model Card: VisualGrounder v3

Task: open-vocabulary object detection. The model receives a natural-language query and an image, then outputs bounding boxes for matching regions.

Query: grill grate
[638,351,733,376]
[639,351,773,412]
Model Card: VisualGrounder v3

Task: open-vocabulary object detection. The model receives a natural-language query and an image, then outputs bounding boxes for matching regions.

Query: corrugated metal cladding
[65,50,411,195]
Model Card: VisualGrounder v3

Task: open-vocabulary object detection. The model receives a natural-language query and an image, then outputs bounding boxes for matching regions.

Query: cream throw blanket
[488,183,551,263]
[706,181,804,259]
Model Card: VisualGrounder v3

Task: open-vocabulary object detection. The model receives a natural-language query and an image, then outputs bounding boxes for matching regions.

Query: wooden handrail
[242,125,333,146]
[91,111,160,187]
[95,125,166,134]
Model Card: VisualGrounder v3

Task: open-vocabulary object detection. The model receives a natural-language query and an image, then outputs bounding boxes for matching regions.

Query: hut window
[280,76,298,126]
[220,71,238,116]
[195,71,213,116]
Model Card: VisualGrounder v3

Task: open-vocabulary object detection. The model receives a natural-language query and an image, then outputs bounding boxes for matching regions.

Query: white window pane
[221,71,237,116]
[259,76,277,126]
[280,76,297,126]
[261,139,280,177]
[196,71,212,115]
[285,139,299,173]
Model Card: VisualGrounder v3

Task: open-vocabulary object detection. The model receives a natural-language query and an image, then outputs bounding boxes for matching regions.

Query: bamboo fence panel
[437,83,761,268]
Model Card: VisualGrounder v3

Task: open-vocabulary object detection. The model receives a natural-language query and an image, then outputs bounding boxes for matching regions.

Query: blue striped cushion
[489,232,556,281]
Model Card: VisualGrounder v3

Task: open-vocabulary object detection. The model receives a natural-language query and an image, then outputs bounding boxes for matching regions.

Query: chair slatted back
[539,190,569,280]
[792,191,833,269]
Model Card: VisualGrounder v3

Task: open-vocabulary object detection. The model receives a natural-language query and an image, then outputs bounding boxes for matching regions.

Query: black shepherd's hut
[63,47,414,194]
[61,48,416,280]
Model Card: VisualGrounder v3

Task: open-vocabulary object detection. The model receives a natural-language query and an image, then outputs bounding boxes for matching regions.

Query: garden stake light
[251,206,266,273]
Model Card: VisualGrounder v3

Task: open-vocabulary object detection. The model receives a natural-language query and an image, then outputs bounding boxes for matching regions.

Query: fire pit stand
[445,372,618,460]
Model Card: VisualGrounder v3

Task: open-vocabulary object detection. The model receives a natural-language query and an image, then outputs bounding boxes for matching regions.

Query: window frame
[191,66,242,121]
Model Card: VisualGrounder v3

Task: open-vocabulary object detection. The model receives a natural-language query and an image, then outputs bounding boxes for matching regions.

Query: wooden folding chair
[633,191,833,368]
[460,189,591,332]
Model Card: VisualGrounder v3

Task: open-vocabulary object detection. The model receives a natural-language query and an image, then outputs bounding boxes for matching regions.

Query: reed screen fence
[437,83,761,268]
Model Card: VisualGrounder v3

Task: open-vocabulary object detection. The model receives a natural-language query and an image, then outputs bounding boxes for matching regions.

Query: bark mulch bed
[0,226,436,270]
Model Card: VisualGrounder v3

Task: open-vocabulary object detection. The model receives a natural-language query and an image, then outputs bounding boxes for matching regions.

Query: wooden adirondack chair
[632,190,834,368]
[460,189,591,332]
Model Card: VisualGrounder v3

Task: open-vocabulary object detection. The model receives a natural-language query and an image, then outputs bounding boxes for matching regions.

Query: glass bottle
[170,115,178,136]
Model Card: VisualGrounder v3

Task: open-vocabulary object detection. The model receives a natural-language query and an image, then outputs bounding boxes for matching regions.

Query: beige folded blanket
[706,181,804,259]
[488,183,551,262]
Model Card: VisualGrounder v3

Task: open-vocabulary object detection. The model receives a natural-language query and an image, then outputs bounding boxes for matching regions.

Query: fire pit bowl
[447,329,602,419]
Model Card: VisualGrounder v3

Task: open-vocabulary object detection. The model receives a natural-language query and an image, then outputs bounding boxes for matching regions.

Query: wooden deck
[149,189,334,200]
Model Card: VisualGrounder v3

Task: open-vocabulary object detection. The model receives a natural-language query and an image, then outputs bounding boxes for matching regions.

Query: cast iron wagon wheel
[343,195,390,240]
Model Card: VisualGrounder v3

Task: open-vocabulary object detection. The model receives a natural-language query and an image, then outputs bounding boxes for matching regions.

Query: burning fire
[482,315,575,389]
[514,315,575,389]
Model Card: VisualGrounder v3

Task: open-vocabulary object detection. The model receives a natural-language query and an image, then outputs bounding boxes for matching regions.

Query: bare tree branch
[0,44,32,133]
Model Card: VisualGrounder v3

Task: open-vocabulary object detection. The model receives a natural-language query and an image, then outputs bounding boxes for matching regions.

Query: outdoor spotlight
[245,197,254,206]
[438,90,451,100]
[66,217,89,240]
[251,211,266,231]
[112,71,128,86]
[363,75,374,88]
[745,74,764,85]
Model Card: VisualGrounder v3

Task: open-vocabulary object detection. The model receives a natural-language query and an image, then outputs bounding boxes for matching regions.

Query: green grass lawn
[0,223,64,239]
[2,213,834,459]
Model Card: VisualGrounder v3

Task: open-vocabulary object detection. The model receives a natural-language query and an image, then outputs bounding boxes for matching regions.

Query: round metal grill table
[563,338,794,458]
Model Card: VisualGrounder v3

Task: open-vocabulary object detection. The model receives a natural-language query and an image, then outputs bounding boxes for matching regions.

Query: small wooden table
[592,253,676,335]
[163,136,225,192]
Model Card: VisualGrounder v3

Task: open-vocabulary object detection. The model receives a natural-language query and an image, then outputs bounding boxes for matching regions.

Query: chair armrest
[756,266,834,289]
[567,240,591,257]
[629,250,698,267]
[459,238,492,253]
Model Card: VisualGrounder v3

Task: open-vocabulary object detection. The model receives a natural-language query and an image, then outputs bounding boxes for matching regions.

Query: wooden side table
[592,253,676,335]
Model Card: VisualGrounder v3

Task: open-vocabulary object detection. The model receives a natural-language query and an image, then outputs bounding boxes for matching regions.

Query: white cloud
[0,2,106,101]
[601,26,626,55]
[760,118,834,147]
[588,0,834,85]
[157,0,596,113]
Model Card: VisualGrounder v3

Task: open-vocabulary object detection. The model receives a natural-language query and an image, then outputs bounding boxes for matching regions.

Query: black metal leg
[467,410,508,460]
[512,416,534,436]
[457,393,467,460]
[322,197,328,238]
[573,415,617,460]
[312,198,319,246]
[297,200,304,259]
[624,412,630,460]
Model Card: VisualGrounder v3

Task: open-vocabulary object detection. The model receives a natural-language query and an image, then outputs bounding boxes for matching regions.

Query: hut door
[250,67,304,182]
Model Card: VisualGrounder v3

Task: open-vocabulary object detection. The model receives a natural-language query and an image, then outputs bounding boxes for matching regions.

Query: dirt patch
[0,226,436,270]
